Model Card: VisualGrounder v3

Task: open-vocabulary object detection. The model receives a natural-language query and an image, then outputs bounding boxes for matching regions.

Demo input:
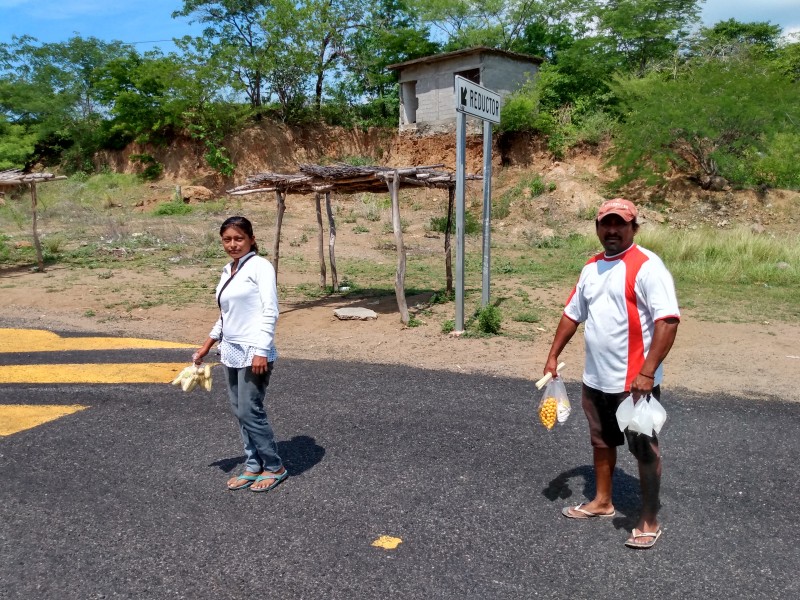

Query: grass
[1,172,797,327]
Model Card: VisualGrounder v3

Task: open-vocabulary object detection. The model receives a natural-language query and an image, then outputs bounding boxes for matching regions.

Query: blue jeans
[223,362,283,473]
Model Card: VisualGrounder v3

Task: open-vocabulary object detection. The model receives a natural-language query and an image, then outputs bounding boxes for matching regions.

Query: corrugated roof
[387,46,543,71]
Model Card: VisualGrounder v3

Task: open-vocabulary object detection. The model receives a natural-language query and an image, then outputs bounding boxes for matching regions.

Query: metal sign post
[453,76,501,332]
[454,109,466,333]
[481,119,493,308]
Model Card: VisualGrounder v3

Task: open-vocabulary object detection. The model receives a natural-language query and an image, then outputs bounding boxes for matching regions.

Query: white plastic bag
[615,394,667,437]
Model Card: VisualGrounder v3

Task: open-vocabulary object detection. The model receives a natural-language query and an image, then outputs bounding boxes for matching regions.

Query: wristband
[639,373,654,379]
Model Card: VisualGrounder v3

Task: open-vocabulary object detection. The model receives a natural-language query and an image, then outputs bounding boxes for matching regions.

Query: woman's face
[220,225,255,260]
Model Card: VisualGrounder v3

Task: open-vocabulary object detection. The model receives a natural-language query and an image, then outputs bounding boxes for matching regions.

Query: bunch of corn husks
[171,363,213,392]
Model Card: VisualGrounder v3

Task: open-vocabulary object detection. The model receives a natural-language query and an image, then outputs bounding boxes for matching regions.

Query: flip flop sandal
[250,469,288,493]
[227,473,259,490]
[625,528,663,549]
[562,503,616,519]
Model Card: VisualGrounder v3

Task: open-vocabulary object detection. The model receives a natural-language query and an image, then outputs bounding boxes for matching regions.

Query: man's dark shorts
[582,384,661,462]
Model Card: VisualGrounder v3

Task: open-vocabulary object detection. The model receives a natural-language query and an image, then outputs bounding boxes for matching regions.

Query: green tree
[590,0,702,75]
[610,56,800,188]
[0,35,131,170]
[339,0,438,125]
[174,0,276,108]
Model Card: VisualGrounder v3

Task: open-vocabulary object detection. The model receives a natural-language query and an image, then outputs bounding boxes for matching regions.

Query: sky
[0,0,797,53]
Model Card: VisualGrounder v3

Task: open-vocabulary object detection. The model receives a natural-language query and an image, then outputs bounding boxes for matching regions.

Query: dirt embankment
[96,123,799,234]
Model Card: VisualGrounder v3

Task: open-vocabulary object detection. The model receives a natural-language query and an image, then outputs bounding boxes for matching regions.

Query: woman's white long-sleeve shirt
[209,252,279,358]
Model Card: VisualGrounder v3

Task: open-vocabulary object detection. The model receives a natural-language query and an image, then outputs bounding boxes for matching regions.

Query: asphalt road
[1,341,799,599]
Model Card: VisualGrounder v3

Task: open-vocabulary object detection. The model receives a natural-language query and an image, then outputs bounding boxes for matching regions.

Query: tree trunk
[30,183,44,272]
[272,190,286,279]
[445,186,454,295]
[315,193,327,288]
[325,192,338,291]
[388,171,409,324]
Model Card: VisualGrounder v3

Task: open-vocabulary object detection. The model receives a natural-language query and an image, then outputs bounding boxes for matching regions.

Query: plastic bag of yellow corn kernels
[538,377,571,430]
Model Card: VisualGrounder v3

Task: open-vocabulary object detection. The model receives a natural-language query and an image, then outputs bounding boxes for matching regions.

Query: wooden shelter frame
[228,163,482,324]
[0,170,67,271]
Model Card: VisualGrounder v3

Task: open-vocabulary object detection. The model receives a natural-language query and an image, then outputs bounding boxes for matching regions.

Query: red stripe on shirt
[622,246,650,390]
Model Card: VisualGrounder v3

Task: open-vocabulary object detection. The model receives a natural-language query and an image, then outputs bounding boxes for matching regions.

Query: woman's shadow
[542,465,644,531]
[209,434,325,477]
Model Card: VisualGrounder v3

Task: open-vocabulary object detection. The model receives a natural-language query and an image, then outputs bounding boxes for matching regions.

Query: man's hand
[630,373,655,402]
[251,355,269,375]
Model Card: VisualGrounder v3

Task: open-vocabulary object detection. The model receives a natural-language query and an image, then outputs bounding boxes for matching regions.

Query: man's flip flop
[625,528,662,549]
[561,503,616,519]
[227,473,259,490]
[250,469,288,493]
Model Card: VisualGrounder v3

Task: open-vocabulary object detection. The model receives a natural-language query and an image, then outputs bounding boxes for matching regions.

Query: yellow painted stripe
[0,404,87,436]
[0,363,190,384]
[0,329,195,353]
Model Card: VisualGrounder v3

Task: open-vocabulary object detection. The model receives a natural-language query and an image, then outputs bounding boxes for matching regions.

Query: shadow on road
[207,434,325,477]
[542,464,643,531]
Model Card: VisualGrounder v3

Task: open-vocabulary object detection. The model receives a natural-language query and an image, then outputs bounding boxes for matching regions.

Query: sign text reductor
[454,76,501,124]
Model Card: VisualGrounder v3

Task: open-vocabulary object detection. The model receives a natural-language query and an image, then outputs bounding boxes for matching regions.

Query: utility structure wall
[388,47,542,134]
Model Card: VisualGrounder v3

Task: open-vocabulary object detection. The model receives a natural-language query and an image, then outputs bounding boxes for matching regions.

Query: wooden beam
[272,190,286,279]
[315,193,326,289]
[325,192,338,292]
[30,183,44,272]
[445,186,454,295]
[389,171,409,324]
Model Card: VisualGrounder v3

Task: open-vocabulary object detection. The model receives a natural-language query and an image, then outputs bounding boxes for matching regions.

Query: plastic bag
[538,377,571,430]
[615,394,667,437]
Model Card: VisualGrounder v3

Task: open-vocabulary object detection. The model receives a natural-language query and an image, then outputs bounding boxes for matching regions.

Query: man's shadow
[542,465,643,531]
[209,434,325,477]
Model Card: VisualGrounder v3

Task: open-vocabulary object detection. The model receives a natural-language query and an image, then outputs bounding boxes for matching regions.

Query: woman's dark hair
[220,216,259,254]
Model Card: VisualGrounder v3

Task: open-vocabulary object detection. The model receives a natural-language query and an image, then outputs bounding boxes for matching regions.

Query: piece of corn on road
[204,364,211,379]
[203,377,213,391]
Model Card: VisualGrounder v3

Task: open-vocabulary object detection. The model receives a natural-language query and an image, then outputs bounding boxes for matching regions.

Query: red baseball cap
[597,198,638,222]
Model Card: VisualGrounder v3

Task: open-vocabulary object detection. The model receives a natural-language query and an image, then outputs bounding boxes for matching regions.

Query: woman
[193,216,287,493]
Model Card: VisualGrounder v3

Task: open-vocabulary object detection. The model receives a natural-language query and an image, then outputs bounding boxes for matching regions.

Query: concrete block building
[387,47,543,133]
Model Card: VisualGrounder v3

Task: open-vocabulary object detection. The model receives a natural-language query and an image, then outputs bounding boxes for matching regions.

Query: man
[543,198,680,550]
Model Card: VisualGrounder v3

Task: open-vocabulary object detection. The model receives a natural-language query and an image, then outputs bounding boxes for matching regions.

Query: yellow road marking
[0,404,87,436]
[0,363,188,384]
[0,329,195,353]
[371,536,403,550]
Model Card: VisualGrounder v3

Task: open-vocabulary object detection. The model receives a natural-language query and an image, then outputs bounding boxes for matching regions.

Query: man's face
[596,214,635,255]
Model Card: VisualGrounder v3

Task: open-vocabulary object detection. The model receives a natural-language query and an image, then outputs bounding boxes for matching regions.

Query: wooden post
[445,185,454,295]
[315,192,326,288]
[272,190,286,279]
[325,192,339,292]
[30,183,44,272]
[388,171,409,324]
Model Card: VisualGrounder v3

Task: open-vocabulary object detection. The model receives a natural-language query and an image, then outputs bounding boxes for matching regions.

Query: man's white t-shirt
[564,244,680,393]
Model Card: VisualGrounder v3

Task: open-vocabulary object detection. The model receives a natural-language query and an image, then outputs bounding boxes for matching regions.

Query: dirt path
[4,265,798,403]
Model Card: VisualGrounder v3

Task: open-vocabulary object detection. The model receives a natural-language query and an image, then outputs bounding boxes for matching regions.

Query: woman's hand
[251,355,269,375]
[193,338,216,365]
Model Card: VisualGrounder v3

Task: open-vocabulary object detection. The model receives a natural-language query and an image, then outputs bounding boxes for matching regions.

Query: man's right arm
[544,314,580,377]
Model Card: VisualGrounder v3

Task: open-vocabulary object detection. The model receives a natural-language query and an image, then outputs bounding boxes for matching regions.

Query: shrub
[153,201,193,216]
[429,210,480,234]
[130,154,163,181]
[476,305,502,334]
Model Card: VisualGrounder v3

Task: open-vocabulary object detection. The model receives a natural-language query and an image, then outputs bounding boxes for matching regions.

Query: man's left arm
[630,317,679,400]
